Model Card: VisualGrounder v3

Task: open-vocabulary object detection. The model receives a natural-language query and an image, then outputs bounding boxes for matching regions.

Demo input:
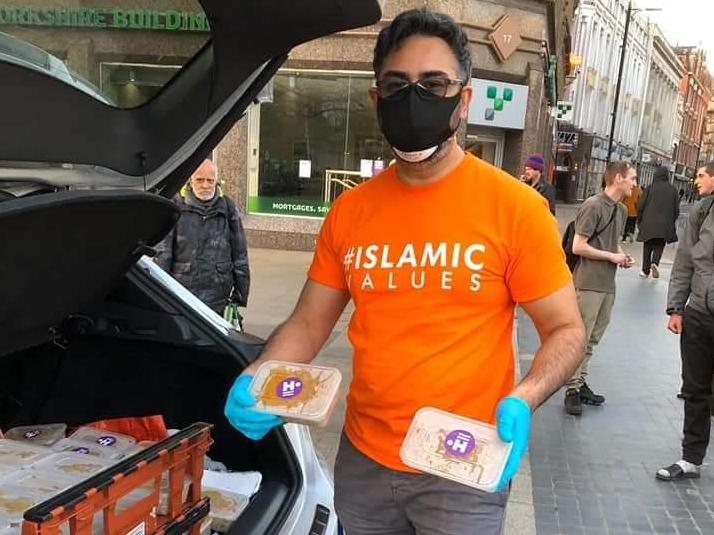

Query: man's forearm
[510,324,585,410]
[574,242,613,262]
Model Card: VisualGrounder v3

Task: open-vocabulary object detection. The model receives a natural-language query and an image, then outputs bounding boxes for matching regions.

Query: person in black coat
[156,159,250,314]
[636,165,679,279]
[521,154,556,215]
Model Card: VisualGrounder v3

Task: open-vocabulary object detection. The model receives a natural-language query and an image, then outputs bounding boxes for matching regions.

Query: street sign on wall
[468,78,529,130]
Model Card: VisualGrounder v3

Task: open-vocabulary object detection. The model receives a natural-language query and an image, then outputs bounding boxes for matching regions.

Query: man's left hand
[496,396,531,491]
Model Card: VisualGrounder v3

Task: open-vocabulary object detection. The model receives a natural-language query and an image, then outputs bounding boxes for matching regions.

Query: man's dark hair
[604,161,633,186]
[703,161,714,177]
[373,9,472,79]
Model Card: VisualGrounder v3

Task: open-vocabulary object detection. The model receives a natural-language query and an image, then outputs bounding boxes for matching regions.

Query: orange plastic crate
[21,423,213,535]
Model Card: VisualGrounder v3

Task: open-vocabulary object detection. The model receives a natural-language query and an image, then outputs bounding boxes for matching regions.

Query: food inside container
[400,407,512,493]
[202,487,249,533]
[137,472,191,516]
[4,424,67,447]
[29,452,111,481]
[0,439,53,468]
[249,361,342,426]
[0,487,45,526]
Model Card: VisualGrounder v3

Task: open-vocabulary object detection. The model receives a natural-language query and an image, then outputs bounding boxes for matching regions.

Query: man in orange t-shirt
[225,9,585,535]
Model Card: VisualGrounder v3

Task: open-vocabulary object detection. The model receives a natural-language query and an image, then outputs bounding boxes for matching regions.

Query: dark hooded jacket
[637,166,680,243]
[155,185,250,313]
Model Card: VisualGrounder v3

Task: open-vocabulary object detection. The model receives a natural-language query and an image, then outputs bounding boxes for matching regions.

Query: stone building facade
[638,25,683,187]
[673,47,712,186]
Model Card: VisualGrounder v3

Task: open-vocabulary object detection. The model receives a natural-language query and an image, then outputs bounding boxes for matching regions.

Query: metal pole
[606,0,632,165]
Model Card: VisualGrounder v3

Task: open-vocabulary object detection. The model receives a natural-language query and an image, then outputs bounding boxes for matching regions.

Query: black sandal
[656,463,700,481]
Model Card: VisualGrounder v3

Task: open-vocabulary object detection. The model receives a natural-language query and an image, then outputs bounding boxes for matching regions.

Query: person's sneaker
[639,271,649,278]
[580,382,605,405]
[656,460,701,481]
[564,388,582,415]
[651,264,660,279]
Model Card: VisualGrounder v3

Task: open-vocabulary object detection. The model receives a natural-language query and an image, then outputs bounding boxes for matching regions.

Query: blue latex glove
[224,375,284,440]
[495,396,531,491]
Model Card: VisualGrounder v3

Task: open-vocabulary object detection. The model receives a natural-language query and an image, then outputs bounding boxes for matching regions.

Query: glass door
[466,132,505,168]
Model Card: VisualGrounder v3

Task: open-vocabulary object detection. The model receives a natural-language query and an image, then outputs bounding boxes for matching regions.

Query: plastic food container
[137,473,191,516]
[0,487,45,525]
[4,425,67,447]
[66,427,136,456]
[52,439,128,460]
[0,470,75,496]
[203,487,249,533]
[400,407,512,493]
[29,452,111,481]
[0,440,53,468]
[249,361,342,426]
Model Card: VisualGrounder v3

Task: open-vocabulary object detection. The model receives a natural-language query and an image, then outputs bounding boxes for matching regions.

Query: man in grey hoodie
[657,162,714,481]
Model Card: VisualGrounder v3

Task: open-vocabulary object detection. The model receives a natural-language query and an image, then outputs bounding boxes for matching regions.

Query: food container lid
[202,487,249,522]
[399,407,512,493]
[249,361,342,423]
[4,424,67,447]
[0,470,75,496]
[52,438,126,460]
[0,439,54,468]
[67,427,136,453]
[29,452,112,481]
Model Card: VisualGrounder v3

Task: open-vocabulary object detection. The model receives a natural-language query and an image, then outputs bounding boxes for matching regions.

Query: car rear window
[0,0,210,108]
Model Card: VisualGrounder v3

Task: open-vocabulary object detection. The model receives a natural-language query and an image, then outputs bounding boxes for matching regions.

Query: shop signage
[468,78,528,130]
[556,131,579,153]
[0,6,209,32]
[248,196,331,218]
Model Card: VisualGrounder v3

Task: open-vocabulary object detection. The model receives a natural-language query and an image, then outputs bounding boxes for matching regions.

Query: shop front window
[248,69,392,218]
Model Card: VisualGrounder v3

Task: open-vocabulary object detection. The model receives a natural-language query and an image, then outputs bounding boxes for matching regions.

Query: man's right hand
[610,252,629,266]
[224,375,284,440]
[667,313,683,335]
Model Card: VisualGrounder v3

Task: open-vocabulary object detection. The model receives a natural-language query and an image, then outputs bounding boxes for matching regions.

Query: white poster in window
[373,160,385,174]
[298,160,312,178]
[360,159,374,178]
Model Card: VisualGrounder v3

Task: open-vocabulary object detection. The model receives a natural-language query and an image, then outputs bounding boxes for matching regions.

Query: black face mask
[377,85,462,161]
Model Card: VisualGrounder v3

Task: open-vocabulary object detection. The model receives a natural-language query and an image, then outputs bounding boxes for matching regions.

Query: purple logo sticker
[276,377,303,399]
[72,447,90,455]
[23,429,41,439]
[96,436,117,447]
[444,430,476,457]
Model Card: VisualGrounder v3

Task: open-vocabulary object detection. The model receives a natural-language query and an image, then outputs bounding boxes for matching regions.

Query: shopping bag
[224,302,243,330]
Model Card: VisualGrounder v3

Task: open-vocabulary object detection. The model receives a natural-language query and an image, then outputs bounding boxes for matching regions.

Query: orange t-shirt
[307,153,571,472]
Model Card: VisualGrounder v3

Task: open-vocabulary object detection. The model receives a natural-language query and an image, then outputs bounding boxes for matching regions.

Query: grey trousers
[334,434,509,535]
[565,289,615,389]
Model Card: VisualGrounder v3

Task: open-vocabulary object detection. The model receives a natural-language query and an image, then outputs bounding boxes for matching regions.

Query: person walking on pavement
[622,182,642,243]
[564,161,637,416]
[521,153,556,215]
[224,10,585,535]
[657,162,714,481]
[156,159,250,316]
[636,165,679,279]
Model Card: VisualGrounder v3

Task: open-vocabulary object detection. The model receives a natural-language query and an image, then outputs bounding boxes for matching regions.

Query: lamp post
[606,1,661,165]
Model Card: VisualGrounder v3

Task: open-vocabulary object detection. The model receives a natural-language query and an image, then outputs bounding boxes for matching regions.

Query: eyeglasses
[375,76,465,100]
